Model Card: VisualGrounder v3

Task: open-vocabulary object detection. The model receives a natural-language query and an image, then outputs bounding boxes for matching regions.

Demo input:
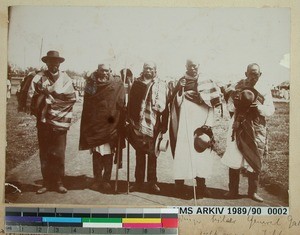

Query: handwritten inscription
[198,230,244,235]
[287,215,300,229]
[180,216,202,226]
[262,229,283,235]
[211,215,237,224]
[247,216,281,229]
[179,215,300,234]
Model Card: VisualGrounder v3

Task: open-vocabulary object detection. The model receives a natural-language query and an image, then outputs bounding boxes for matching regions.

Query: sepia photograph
[5,6,290,208]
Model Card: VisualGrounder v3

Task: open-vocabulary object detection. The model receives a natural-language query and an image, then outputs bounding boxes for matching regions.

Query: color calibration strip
[5,207,178,234]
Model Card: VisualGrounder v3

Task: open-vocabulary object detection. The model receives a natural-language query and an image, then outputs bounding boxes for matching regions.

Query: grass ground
[5,95,83,176]
[6,96,289,196]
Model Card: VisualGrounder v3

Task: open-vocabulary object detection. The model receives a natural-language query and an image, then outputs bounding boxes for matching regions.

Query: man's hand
[40,86,50,95]
[179,78,186,87]
[201,125,213,138]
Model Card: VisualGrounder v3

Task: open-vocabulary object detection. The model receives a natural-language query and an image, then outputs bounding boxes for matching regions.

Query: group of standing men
[26,50,274,203]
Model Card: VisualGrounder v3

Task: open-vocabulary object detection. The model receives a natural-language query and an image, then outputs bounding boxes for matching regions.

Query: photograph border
[1,0,300,234]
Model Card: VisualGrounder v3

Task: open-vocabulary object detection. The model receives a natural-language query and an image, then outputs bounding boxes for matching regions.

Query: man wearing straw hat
[27,50,76,194]
[127,62,169,193]
[169,59,222,200]
[221,63,275,202]
[79,64,125,193]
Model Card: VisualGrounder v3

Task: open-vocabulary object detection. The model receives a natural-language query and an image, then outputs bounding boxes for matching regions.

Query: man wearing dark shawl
[79,64,125,192]
[127,62,168,193]
[221,63,275,202]
[27,50,76,194]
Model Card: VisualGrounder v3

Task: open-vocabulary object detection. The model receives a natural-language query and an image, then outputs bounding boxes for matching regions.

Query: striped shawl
[138,77,167,138]
[29,71,76,130]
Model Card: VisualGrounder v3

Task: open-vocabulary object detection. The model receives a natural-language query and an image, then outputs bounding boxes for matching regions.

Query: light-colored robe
[173,93,214,179]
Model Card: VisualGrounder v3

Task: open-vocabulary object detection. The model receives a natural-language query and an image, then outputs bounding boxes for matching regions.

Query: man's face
[96,68,110,81]
[245,65,261,86]
[143,65,156,80]
[46,58,61,74]
[186,62,199,77]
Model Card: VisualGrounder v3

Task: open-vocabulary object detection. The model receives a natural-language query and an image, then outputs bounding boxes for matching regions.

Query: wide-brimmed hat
[42,50,65,63]
[194,127,212,153]
[155,132,169,157]
[234,87,258,109]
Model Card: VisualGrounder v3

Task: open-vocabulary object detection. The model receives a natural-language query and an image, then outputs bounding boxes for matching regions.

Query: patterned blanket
[29,71,76,130]
[128,77,167,138]
[230,79,266,173]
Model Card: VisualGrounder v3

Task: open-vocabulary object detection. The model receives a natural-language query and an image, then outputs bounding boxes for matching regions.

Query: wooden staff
[114,68,131,193]
[114,135,121,192]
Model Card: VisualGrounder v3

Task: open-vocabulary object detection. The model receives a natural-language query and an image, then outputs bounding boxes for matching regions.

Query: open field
[6,95,289,198]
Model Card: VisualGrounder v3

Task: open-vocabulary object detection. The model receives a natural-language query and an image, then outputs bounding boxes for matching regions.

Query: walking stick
[114,135,121,193]
[127,137,130,194]
[122,68,131,194]
[114,69,128,193]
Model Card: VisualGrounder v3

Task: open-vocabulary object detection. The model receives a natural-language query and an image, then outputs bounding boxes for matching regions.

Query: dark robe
[79,75,125,150]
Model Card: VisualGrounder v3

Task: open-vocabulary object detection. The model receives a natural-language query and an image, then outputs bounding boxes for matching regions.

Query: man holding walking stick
[79,64,125,193]
[169,59,222,200]
[127,62,168,193]
[120,68,134,193]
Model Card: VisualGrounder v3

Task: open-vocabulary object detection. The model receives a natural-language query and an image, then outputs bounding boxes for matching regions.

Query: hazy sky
[8,6,290,86]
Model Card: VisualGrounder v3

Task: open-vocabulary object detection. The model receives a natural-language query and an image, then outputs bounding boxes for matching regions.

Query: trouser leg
[195,177,212,198]
[92,152,103,182]
[147,153,157,183]
[229,168,240,194]
[196,177,206,190]
[49,128,67,187]
[37,123,50,187]
[174,180,186,198]
[135,150,146,185]
[248,172,259,195]
[103,154,114,182]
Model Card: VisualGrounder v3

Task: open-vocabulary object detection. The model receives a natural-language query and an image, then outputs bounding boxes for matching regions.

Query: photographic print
[5,6,290,209]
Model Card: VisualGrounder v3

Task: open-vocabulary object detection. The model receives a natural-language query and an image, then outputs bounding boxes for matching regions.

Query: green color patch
[82,218,122,223]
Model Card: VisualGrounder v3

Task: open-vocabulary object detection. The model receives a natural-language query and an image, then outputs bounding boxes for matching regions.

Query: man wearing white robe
[169,59,222,199]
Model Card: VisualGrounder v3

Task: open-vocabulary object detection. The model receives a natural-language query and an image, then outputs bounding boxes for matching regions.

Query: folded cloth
[180,74,222,108]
